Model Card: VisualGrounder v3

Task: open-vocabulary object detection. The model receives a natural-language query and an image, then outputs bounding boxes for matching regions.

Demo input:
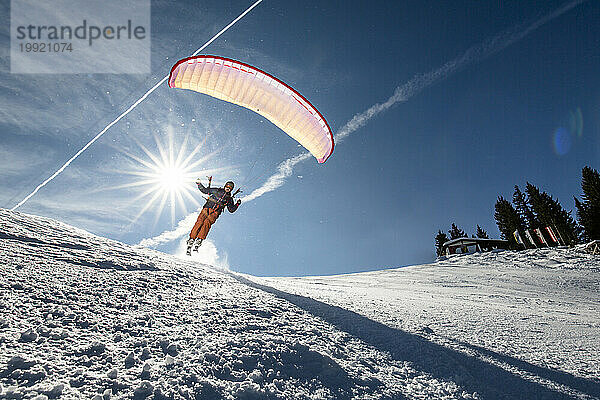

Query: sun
[157,166,186,192]
[112,129,233,227]
[143,157,195,201]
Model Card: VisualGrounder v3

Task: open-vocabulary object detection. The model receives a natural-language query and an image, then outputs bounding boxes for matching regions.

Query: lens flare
[553,127,572,156]
[569,108,583,138]
[552,108,583,156]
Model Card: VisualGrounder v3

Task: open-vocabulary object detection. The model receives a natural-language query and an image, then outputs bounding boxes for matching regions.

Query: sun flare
[112,130,233,227]
[155,166,187,192]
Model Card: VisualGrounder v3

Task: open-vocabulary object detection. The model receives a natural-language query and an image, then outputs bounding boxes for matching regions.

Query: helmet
[224,181,235,189]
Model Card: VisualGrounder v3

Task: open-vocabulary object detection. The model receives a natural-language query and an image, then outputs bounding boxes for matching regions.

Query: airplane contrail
[239,0,587,204]
[140,0,586,247]
[11,0,263,211]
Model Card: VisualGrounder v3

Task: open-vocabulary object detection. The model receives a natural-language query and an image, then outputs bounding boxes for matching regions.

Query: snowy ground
[252,249,600,399]
[0,209,599,399]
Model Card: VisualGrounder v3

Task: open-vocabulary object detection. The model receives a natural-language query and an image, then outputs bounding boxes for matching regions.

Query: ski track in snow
[0,209,599,399]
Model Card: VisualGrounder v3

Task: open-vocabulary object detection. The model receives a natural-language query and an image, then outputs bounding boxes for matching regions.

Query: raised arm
[196,178,212,195]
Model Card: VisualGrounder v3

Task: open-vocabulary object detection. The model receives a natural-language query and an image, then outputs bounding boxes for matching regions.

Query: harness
[207,191,229,214]
[198,180,240,215]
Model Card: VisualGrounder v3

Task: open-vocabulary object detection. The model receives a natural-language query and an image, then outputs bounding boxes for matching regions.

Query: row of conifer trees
[435,166,600,256]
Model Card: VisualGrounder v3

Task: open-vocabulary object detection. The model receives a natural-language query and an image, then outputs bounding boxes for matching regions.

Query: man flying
[187,176,241,255]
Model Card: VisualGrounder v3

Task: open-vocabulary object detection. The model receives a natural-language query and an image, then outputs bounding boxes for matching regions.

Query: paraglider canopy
[168,55,334,163]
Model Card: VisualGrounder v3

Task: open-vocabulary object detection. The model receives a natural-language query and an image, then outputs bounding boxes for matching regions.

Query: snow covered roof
[442,237,509,247]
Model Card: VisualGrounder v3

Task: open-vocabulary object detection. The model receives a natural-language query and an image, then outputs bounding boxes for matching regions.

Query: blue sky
[1,0,599,276]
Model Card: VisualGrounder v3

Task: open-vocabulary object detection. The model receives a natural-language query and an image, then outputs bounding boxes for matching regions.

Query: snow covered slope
[1,209,599,399]
[253,248,600,399]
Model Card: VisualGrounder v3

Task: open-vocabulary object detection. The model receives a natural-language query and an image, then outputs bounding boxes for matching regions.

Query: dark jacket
[197,182,239,215]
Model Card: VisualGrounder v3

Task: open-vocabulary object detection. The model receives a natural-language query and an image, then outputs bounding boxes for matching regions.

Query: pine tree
[435,230,449,257]
[494,196,524,248]
[475,225,489,239]
[525,183,551,225]
[513,185,538,229]
[575,166,600,241]
[526,182,580,245]
[448,223,466,240]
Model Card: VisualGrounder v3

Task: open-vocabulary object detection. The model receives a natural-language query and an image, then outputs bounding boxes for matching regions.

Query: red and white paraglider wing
[168,56,334,163]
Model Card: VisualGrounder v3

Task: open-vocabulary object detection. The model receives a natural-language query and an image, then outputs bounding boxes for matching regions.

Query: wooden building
[441,237,510,256]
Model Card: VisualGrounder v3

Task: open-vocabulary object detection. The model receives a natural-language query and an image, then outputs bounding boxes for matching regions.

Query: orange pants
[189,208,219,240]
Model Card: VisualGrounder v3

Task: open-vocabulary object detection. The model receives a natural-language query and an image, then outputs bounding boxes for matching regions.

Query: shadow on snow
[234,275,600,400]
